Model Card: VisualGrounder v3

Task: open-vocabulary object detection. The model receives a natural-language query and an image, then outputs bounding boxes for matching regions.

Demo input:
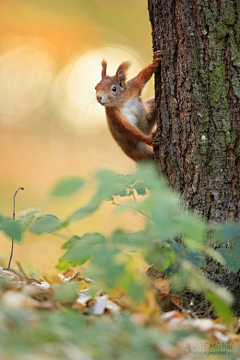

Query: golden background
[0,0,154,272]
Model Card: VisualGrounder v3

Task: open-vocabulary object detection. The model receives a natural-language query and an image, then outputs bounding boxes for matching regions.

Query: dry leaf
[161,310,186,327]
[105,299,120,314]
[91,295,108,315]
[213,317,240,334]
[76,289,92,307]
[212,330,230,343]
[153,278,170,294]
[35,281,51,291]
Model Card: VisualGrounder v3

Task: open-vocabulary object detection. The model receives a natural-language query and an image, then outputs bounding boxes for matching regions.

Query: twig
[202,260,217,273]
[16,261,41,284]
[169,297,184,312]
[112,200,153,222]
[132,189,137,202]
[32,274,44,283]
[47,231,69,240]
[5,187,24,270]
[204,292,210,318]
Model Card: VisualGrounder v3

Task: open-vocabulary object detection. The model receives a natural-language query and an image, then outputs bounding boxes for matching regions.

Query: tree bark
[148,0,240,222]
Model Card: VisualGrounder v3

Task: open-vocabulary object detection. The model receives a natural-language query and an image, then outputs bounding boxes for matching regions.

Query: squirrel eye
[95,86,97,90]
[111,86,117,92]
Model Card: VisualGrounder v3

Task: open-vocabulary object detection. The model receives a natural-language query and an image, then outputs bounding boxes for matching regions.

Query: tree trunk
[148,0,240,222]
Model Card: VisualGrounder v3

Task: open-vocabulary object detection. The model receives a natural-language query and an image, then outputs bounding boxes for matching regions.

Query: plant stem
[112,200,153,222]
[6,187,24,270]
[202,260,217,273]
[47,231,69,240]
[132,189,137,202]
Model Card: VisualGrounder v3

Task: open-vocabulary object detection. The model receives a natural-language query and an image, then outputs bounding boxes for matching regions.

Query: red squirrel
[95,50,163,161]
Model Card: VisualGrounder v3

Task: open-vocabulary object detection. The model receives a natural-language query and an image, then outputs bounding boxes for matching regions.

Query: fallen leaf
[153,278,170,294]
[91,295,108,315]
[161,310,186,327]
[76,289,92,307]
[105,299,120,314]
[212,330,230,343]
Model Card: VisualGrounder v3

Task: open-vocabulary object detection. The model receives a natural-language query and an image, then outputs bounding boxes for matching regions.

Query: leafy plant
[1,163,239,321]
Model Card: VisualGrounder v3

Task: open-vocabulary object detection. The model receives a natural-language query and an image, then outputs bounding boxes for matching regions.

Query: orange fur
[96,51,163,161]
[101,60,107,79]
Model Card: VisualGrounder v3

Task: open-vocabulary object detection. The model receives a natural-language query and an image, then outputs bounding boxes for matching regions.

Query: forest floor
[0,265,239,360]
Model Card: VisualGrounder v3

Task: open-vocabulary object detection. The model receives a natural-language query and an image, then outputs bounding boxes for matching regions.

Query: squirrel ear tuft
[101,60,107,79]
[115,61,131,84]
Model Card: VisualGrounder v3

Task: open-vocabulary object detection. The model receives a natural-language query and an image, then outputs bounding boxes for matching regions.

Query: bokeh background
[0,0,154,272]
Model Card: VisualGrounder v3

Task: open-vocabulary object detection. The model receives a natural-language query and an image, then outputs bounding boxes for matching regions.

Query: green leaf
[109,174,137,198]
[146,244,175,271]
[18,208,41,218]
[61,235,81,249]
[0,215,12,230]
[84,246,127,289]
[50,177,84,197]
[171,242,185,254]
[20,214,36,232]
[132,182,147,196]
[112,230,146,248]
[16,208,41,232]
[204,247,226,265]
[206,291,233,324]
[179,213,206,244]
[183,250,207,268]
[171,244,207,267]
[214,223,240,244]
[68,204,99,222]
[217,242,240,273]
[60,233,106,267]
[56,257,76,271]
[117,267,146,303]
[1,219,23,242]
[135,162,162,191]
[113,186,129,197]
[68,170,117,222]
[29,215,63,234]
[54,283,79,303]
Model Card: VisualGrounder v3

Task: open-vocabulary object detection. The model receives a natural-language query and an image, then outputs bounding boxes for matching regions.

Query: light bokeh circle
[0,45,55,120]
[50,45,146,130]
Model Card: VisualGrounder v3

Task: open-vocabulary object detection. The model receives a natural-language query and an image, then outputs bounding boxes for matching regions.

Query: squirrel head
[95,60,131,107]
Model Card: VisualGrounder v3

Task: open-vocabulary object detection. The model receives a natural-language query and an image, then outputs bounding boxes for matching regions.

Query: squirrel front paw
[151,133,160,148]
[154,50,163,62]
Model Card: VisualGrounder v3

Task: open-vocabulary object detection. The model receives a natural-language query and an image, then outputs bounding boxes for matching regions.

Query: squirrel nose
[97,94,103,102]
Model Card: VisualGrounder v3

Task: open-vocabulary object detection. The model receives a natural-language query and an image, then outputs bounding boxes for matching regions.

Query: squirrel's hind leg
[143,97,158,134]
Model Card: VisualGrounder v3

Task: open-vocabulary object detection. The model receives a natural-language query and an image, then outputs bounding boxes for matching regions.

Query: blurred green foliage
[1,163,240,322]
[0,306,205,360]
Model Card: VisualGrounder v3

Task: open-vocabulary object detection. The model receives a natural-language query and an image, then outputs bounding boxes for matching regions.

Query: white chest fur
[121,97,144,127]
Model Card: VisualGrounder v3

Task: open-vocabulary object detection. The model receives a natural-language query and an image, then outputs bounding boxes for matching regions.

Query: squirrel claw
[151,134,160,148]
[154,50,163,62]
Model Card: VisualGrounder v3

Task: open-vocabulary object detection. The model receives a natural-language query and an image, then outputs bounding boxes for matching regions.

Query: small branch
[6,187,24,270]
[132,189,137,202]
[169,297,185,313]
[204,292,210,319]
[202,260,217,273]
[112,200,153,222]
[16,261,41,284]
[47,231,69,240]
